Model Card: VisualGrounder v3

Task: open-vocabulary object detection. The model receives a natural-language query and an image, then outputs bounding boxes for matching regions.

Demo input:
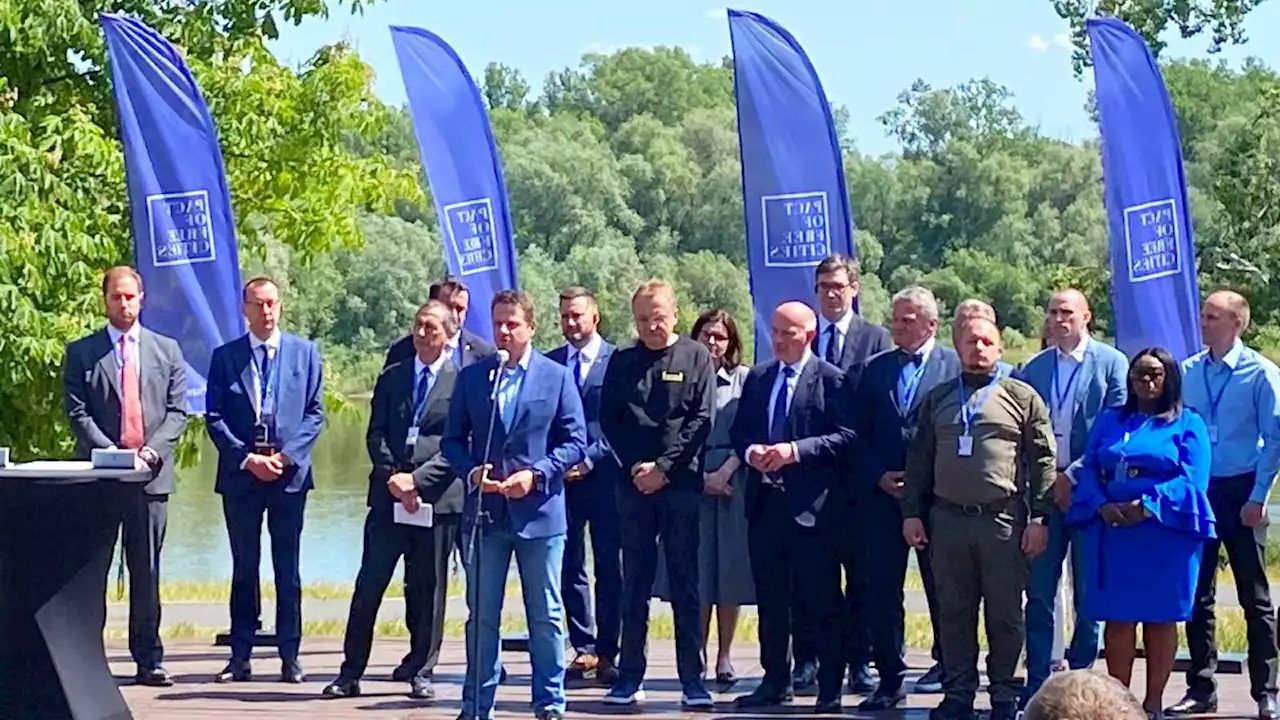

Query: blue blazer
[205,332,326,495]
[731,357,854,522]
[442,350,588,539]
[1018,338,1128,465]
[547,340,619,483]
[851,345,962,497]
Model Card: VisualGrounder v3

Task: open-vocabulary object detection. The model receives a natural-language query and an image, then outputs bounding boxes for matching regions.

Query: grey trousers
[120,493,167,670]
[930,503,1029,708]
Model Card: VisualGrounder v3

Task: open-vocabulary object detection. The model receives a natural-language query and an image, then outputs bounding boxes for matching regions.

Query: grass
[107,609,1257,655]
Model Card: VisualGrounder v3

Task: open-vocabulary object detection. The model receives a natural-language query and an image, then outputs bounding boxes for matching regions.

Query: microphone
[490,349,510,400]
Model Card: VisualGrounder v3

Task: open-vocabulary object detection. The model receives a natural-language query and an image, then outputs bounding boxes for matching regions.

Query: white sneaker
[602,683,645,705]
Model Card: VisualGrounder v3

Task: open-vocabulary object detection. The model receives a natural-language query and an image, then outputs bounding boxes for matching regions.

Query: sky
[269,0,1280,156]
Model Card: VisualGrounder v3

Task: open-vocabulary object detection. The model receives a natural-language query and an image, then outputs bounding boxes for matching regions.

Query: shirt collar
[820,309,855,337]
[778,349,812,377]
[446,331,461,350]
[717,366,736,385]
[503,344,533,372]
[414,351,449,378]
[901,336,936,363]
[1057,336,1090,364]
[569,333,602,363]
[106,323,141,346]
[1210,338,1245,369]
[248,328,281,351]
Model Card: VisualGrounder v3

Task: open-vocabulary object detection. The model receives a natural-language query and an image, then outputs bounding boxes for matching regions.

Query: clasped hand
[745,443,797,473]
[468,464,535,499]
[246,453,285,482]
[1098,500,1147,527]
[703,466,733,497]
[387,472,421,513]
[631,462,668,494]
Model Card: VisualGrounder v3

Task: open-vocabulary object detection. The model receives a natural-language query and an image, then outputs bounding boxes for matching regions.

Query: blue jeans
[461,525,566,719]
[1024,510,1099,698]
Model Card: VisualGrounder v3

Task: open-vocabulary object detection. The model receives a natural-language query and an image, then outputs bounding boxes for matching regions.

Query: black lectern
[0,461,150,720]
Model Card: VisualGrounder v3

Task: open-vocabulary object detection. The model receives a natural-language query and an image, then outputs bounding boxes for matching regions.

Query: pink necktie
[120,336,144,449]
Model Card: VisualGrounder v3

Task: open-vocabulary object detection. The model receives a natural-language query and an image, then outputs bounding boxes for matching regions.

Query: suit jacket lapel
[510,355,543,434]
[1072,344,1096,410]
[785,361,819,439]
[138,328,159,409]
[237,336,256,405]
[910,350,944,415]
[424,360,455,419]
[840,316,862,368]
[584,345,612,388]
[96,329,123,401]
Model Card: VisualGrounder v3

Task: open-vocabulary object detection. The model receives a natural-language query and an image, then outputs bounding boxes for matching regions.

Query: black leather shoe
[409,676,435,700]
[281,660,306,684]
[859,687,906,711]
[321,677,360,697]
[735,685,795,708]
[1165,696,1217,715]
[135,667,174,687]
[929,698,977,720]
[215,659,252,683]
[1259,694,1279,720]
[814,696,841,713]
[989,700,1019,720]
[535,710,565,720]
[390,664,415,682]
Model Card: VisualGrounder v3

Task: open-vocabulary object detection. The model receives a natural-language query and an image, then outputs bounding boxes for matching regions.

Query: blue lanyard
[1051,354,1083,419]
[957,372,1001,435]
[1201,361,1232,425]
[256,345,279,419]
[897,357,929,414]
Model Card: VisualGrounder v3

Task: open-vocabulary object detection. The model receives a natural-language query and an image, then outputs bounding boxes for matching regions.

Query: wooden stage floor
[113,639,1261,718]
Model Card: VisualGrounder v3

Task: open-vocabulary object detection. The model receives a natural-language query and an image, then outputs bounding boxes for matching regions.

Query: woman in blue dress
[1066,347,1215,719]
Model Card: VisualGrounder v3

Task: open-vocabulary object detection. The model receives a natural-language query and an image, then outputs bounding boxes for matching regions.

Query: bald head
[1201,289,1251,356]
[955,317,1003,374]
[1046,288,1092,351]
[771,301,819,364]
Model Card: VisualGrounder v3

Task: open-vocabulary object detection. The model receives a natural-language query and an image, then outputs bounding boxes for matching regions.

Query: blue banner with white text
[390,26,520,340]
[728,9,856,362]
[101,13,245,414]
[1088,17,1201,361]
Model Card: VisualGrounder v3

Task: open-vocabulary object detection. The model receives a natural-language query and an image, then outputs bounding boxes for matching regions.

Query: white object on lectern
[393,502,433,528]
[91,449,136,469]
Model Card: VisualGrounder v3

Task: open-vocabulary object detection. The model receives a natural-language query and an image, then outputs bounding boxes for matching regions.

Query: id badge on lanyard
[957,373,1000,458]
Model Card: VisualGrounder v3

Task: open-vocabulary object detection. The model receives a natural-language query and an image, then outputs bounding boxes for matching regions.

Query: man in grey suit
[63,265,189,686]
[1016,288,1127,705]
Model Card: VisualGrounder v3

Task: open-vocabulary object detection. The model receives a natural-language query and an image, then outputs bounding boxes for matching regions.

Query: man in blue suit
[732,301,856,713]
[546,286,621,685]
[442,289,587,720]
[1017,288,1127,704]
[205,276,326,684]
[850,286,961,711]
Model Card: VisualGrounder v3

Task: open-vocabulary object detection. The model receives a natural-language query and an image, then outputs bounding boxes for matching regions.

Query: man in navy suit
[384,276,497,370]
[442,289,587,720]
[546,286,621,685]
[850,286,961,710]
[205,276,326,684]
[809,253,889,695]
[1017,289,1127,704]
[732,301,856,713]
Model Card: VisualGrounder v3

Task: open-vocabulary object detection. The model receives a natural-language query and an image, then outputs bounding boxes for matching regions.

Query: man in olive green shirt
[902,316,1055,720]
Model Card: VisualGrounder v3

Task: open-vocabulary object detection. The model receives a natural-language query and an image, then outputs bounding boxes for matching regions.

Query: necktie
[119,336,144,449]
[258,345,274,418]
[770,366,795,444]
[572,351,584,389]
[824,326,839,365]
[415,366,431,416]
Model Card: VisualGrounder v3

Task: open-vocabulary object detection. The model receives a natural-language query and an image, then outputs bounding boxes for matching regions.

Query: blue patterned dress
[1066,408,1216,623]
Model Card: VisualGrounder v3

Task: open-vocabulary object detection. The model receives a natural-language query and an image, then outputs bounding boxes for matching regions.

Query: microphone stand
[466,351,507,715]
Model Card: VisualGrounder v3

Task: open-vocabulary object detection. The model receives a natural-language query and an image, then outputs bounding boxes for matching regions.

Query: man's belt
[935,496,1018,517]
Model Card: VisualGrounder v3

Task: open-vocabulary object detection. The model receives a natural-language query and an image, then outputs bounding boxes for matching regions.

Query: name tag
[405,426,420,448]
[661,371,684,382]
[957,435,974,457]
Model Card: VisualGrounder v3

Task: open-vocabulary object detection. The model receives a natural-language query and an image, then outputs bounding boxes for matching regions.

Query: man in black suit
[384,276,496,369]
[62,266,189,687]
[807,253,890,695]
[324,300,461,701]
[732,301,856,713]
[850,286,960,710]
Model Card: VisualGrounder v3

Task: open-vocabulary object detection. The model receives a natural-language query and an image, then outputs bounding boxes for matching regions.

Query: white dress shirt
[1051,337,1089,471]
[568,333,603,388]
[248,328,282,420]
[107,323,142,388]
[818,311,854,363]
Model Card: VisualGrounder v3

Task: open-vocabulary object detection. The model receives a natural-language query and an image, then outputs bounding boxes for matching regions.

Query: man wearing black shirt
[600,280,716,710]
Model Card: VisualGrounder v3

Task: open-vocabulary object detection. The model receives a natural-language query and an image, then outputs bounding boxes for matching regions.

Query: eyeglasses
[1130,368,1165,382]
[817,282,852,293]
